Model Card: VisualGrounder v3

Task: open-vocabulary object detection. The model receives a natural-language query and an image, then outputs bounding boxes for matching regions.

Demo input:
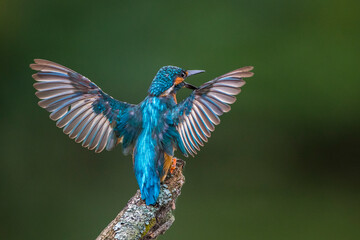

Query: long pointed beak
[184,82,198,90]
[183,70,204,90]
[186,70,205,77]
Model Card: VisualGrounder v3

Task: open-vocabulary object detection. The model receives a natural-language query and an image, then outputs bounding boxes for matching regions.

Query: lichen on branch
[96,160,185,240]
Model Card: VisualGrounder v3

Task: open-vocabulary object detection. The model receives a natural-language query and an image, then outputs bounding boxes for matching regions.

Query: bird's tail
[134,146,161,205]
[139,173,160,205]
[135,167,160,205]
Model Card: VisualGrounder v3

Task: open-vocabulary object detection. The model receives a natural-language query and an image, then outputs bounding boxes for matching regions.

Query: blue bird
[30,59,254,205]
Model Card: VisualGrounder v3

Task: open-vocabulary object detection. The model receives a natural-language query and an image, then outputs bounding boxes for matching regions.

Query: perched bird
[30,59,254,205]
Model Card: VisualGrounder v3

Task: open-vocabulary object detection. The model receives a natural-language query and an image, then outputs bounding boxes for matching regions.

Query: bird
[30,59,254,205]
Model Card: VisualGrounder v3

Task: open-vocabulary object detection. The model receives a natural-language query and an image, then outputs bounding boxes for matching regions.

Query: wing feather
[173,66,254,156]
[31,59,138,153]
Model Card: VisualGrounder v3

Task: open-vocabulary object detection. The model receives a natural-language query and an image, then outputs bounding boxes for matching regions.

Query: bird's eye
[180,72,186,78]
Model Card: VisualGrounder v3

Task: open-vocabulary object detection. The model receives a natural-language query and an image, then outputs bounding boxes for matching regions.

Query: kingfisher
[30,59,254,205]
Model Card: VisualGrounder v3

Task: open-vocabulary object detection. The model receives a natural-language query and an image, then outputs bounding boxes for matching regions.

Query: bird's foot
[170,157,177,174]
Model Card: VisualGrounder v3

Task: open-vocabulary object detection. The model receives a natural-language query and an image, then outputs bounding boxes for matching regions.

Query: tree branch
[96,160,186,240]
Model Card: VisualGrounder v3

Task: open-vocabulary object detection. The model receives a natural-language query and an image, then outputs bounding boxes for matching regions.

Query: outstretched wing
[31,59,139,153]
[171,66,254,156]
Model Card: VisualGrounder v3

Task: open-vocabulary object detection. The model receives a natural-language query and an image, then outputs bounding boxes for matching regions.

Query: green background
[1,0,359,239]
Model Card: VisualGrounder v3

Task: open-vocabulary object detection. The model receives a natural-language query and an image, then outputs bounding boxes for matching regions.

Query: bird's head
[148,66,204,97]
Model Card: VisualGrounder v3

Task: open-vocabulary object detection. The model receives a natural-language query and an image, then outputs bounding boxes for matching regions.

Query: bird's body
[31,59,253,205]
[134,95,177,204]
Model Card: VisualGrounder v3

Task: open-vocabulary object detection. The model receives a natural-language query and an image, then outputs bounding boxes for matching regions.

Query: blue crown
[148,66,184,96]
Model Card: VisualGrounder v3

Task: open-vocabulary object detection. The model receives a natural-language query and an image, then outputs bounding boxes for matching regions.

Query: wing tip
[31,73,38,80]
[239,66,254,72]
[233,71,254,78]
[33,59,50,65]
[220,66,254,79]
[245,71,254,77]
[29,63,37,70]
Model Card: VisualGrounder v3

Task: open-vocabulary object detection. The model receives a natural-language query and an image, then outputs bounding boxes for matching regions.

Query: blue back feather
[133,96,181,205]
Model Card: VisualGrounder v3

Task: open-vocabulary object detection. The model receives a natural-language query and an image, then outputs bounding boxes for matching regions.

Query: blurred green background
[1,0,359,239]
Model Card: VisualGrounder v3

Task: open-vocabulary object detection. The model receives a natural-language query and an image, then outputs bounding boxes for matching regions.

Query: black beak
[184,82,198,90]
[184,70,204,90]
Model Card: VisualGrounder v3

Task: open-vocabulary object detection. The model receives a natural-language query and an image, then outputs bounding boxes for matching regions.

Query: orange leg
[161,153,177,182]
[170,157,176,174]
